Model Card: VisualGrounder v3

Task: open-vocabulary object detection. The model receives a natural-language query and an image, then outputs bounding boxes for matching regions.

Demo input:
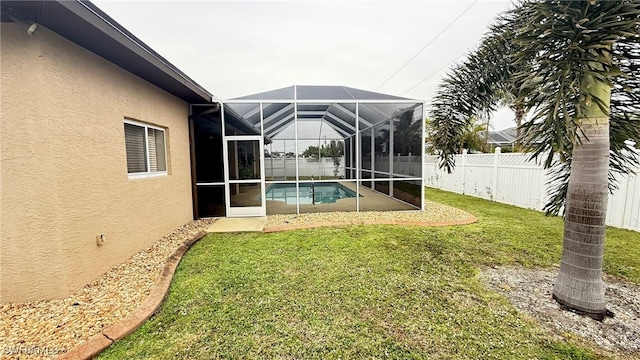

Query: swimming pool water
[262,182,358,205]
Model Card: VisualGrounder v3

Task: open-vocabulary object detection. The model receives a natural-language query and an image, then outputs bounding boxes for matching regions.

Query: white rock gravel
[0,218,216,360]
[264,200,474,228]
[481,266,640,358]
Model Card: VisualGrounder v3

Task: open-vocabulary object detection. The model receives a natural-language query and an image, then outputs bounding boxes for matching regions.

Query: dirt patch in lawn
[481,266,640,358]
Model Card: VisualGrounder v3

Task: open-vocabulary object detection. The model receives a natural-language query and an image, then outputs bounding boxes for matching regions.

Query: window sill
[128,171,168,180]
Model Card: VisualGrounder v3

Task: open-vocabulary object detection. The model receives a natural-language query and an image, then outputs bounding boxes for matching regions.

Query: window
[124,120,167,178]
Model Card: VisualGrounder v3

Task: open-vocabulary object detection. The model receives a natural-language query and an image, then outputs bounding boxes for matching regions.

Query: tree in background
[325,140,344,177]
[427,117,488,154]
[301,145,322,159]
[459,118,489,154]
[393,108,422,156]
[301,140,345,176]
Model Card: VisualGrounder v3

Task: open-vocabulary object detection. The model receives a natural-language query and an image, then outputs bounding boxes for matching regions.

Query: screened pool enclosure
[191,85,425,217]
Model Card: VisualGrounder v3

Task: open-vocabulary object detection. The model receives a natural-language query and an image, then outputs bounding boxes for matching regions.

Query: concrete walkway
[206,217,267,233]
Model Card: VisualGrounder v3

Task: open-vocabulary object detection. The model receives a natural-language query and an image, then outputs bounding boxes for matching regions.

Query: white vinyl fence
[423,149,640,232]
[265,155,423,179]
[265,157,345,179]
[372,155,423,177]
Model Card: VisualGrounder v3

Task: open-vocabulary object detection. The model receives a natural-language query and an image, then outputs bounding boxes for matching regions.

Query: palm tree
[393,108,422,155]
[430,0,640,317]
[462,119,489,153]
[427,117,488,154]
[514,0,640,317]
[494,89,525,143]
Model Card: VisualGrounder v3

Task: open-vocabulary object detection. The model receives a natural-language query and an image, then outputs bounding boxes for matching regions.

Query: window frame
[124,119,168,179]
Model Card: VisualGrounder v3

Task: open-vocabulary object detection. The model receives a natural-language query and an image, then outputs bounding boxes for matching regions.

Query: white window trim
[124,119,168,179]
[127,171,167,179]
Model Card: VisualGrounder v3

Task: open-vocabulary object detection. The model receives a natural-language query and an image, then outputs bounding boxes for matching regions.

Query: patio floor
[206,217,267,233]
[230,181,417,215]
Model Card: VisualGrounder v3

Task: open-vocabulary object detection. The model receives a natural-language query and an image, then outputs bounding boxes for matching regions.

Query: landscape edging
[56,230,206,360]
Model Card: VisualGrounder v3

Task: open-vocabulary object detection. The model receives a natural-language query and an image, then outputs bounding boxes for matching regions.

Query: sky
[94,0,517,131]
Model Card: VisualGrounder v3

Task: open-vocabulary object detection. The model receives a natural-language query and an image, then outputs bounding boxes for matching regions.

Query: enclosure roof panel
[230,85,418,101]
[225,86,423,140]
[232,86,295,100]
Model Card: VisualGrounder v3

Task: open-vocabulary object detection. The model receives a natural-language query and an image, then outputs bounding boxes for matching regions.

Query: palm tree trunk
[553,74,611,316]
[485,118,490,151]
[514,104,524,143]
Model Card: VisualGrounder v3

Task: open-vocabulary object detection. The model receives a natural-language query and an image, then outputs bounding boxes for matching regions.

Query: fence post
[492,147,501,201]
[438,155,444,189]
[461,149,467,194]
[283,139,287,180]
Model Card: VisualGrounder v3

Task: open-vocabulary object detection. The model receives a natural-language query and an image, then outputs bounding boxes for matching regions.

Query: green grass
[99,188,640,359]
[427,188,640,283]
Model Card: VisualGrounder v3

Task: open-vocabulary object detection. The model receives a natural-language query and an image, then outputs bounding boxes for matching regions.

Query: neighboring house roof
[0,0,214,104]
[227,85,422,139]
[483,127,518,146]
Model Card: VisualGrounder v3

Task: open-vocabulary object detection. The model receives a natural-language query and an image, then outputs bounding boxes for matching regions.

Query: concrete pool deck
[229,181,418,215]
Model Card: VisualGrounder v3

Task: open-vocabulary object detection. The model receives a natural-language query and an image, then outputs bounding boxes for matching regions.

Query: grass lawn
[99,188,640,359]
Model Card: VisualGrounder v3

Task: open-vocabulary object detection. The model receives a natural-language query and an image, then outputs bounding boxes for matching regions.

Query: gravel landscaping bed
[481,266,640,358]
[264,200,474,229]
[0,219,216,360]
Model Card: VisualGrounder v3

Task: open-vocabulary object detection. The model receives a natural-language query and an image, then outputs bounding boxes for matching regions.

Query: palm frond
[429,12,521,171]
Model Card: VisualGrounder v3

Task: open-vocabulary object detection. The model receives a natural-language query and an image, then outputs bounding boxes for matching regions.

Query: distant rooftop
[485,127,518,146]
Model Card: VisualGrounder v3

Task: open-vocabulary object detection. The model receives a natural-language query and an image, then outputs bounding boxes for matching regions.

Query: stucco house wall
[0,24,193,303]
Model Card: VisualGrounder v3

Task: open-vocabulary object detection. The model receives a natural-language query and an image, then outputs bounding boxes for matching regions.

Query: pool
[262,182,359,205]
